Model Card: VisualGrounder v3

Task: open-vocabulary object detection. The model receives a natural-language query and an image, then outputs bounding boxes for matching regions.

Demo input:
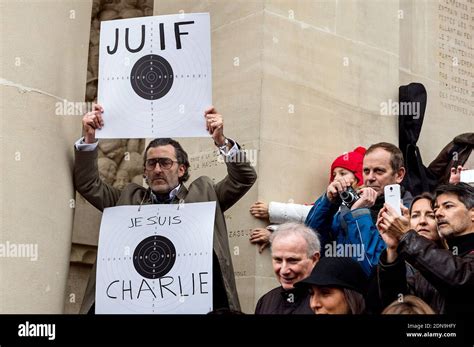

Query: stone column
[154,1,266,312]
[64,0,153,314]
[0,0,92,313]
[154,0,401,313]
[399,0,474,162]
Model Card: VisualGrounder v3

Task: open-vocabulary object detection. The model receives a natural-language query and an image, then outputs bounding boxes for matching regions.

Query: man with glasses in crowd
[377,182,474,313]
[74,104,257,314]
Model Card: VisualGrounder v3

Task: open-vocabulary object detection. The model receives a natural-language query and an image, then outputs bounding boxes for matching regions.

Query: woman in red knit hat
[249,147,368,252]
[306,146,387,276]
[329,146,366,186]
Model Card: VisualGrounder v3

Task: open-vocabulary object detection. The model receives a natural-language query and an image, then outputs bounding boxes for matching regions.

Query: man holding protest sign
[74,104,257,314]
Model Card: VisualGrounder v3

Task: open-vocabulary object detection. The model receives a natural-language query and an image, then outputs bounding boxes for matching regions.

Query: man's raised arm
[73,104,121,211]
[204,106,257,212]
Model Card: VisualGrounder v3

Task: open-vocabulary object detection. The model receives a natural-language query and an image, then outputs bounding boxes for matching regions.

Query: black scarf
[447,233,474,256]
[151,191,173,204]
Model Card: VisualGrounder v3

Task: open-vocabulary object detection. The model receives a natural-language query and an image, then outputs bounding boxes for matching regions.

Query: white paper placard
[95,202,215,314]
[97,13,211,138]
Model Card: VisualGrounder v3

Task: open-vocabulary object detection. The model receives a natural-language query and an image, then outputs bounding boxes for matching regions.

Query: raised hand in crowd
[82,104,104,144]
[449,165,465,184]
[204,106,229,148]
[249,227,272,253]
[249,201,269,219]
[376,203,410,263]
[326,177,355,202]
[350,187,378,210]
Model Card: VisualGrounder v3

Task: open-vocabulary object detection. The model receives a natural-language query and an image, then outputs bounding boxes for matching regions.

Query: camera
[339,187,360,208]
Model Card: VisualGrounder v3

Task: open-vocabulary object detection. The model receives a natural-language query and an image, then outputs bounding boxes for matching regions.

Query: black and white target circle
[130,54,174,100]
[133,235,176,279]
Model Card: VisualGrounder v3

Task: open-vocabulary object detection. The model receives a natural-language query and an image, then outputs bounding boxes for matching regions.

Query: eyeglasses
[145,157,178,170]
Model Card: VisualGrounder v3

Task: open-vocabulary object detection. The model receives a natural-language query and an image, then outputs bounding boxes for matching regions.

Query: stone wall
[0,0,91,313]
[154,0,474,313]
[2,0,472,314]
[64,0,152,314]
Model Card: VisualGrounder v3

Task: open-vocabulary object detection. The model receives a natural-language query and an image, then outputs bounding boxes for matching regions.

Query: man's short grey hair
[269,222,321,258]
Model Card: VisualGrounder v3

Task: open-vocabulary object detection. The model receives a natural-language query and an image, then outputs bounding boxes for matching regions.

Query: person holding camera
[306,143,413,276]
[248,147,366,254]
[305,146,386,276]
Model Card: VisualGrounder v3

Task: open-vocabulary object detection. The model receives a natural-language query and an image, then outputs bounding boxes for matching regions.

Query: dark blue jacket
[305,194,386,276]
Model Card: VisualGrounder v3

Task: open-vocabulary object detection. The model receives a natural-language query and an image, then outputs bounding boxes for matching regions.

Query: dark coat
[377,231,474,313]
[428,133,474,185]
[255,286,313,314]
[398,84,473,194]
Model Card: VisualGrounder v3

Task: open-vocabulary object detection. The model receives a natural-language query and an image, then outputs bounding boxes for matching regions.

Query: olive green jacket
[74,146,257,313]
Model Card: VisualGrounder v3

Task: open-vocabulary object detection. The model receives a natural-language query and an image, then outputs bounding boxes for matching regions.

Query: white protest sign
[96,202,215,314]
[97,13,211,138]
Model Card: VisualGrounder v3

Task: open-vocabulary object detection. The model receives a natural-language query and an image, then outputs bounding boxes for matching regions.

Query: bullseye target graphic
[96,202,216,313]
[97,13,212,138]
[130,54,174,100]
[133,235,176,279]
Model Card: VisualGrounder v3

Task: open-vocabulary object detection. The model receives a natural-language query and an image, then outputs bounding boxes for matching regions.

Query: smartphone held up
[384,184,401,216]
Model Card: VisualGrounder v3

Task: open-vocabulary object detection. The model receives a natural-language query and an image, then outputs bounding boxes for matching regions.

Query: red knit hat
[329,146,366,184]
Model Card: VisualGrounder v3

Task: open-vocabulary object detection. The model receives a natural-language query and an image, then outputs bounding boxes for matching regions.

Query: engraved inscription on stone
[189,150,219,170]
[234,270,247,277]
[228,229,251,238]
[438,0,474,116]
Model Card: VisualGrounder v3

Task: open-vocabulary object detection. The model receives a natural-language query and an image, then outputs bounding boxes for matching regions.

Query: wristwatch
[215,137,229,150]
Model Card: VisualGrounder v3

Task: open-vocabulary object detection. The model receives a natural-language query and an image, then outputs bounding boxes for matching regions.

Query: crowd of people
[76,104,473,315]
[250,139,474,314]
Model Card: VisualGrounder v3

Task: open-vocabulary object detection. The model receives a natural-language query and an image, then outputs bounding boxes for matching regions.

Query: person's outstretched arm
[74,104,121,211]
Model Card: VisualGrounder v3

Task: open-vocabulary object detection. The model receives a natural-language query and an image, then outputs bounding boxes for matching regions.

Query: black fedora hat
[296,256,368,294]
